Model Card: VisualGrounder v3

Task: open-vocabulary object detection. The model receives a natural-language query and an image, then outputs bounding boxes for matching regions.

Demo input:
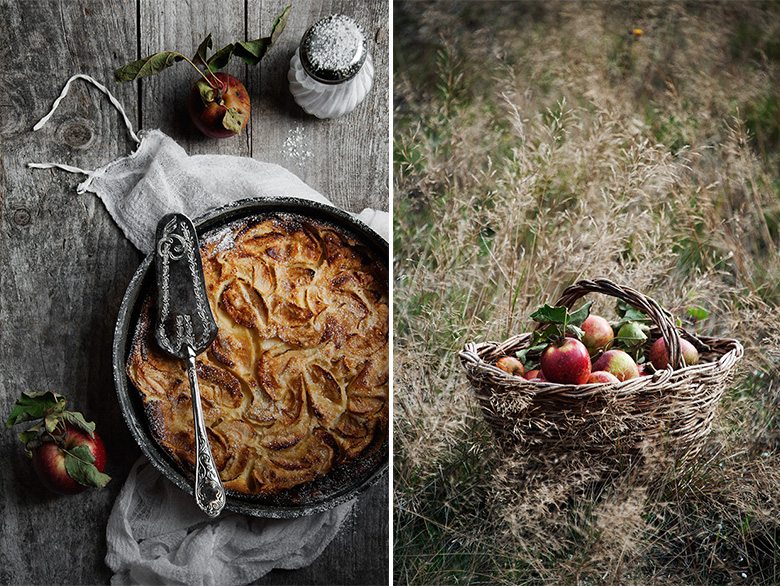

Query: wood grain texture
[249,0,390,212]
[0,1,389,584]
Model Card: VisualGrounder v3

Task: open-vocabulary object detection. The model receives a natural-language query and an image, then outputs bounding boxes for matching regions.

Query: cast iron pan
[112,197,389,518]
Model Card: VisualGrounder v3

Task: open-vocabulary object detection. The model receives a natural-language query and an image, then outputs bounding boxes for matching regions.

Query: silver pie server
[153,213,225,518]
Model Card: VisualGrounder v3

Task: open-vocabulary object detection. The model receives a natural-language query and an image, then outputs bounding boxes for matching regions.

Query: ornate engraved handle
[186,346,226,518]
[153,213,224,517]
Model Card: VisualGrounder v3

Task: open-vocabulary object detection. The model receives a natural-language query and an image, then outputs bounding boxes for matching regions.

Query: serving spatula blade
[153,213,225,518]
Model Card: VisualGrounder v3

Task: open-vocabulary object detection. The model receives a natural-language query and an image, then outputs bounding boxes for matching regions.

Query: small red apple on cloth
[6,391,110,495]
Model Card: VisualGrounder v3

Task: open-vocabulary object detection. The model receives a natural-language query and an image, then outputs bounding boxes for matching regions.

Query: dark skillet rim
[112,196,389,518]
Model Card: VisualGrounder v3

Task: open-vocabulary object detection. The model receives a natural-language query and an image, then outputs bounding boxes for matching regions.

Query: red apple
[648,337,700,370]
[581,314,614,356]
[188,72,251,139]
[637,363,651,377]
[31,426,107,495]
[524,369,543,380]
[496,356,525,377]
[587,370,621,384]
[540,337,592,385]
[592,349,639,381]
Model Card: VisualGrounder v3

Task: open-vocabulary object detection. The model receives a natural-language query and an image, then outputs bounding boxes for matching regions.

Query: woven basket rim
[459,278,744,398]
[460,333,743,398]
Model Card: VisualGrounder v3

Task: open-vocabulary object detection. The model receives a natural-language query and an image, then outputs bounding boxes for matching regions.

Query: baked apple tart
[126,212,388,497]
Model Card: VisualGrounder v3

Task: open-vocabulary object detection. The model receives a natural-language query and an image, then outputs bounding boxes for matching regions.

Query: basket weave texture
[460,279,743,470]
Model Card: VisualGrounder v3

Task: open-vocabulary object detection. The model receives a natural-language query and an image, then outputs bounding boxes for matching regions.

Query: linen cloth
[90,130,387,586]
[30,76,388,586]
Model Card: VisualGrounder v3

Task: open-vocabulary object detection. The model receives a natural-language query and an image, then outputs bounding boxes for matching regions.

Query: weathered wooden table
[0,1,388,584]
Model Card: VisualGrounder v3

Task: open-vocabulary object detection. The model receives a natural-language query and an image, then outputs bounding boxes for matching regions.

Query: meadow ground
[393,1,780,584]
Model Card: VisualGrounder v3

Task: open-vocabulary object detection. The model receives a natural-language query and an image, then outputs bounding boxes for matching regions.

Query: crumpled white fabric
[73,128,388,254]
[105,458,355,586]
[29,75,388,586]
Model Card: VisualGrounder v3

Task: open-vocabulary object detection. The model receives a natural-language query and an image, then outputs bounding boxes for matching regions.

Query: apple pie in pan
[126,212,388,497]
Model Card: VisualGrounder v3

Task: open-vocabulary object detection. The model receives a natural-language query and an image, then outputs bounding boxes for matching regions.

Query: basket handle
[550,278,684,370]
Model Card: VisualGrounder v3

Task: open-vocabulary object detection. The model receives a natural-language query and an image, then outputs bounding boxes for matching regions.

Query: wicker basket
[459,279,743,471]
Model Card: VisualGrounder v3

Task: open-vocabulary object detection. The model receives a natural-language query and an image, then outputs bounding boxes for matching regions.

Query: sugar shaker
[288,14,374,119]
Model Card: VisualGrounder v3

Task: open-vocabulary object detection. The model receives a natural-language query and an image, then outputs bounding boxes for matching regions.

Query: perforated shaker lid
[299,14,367,84]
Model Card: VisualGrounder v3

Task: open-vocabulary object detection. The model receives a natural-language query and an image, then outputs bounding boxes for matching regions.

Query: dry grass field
[393,1,780,584]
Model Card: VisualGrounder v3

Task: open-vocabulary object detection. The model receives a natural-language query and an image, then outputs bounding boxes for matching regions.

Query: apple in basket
[525,369,545,381]
[5,391,111,495]
[540,337,591,385]
[587,370,621,384]
[648,337,700,370]
[496,356,525,377]
[581,314,614,356]
[592,349,640,381]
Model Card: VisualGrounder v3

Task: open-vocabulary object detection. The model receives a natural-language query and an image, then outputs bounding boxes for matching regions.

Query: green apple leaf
[207,43,235,71]
[568,301,594,328]
[61,411,96,437]
[529,304,568,325]
[615,299,651,322]
[223,4,291,67]
[115,51,184,83]
[6,391,65,428]
[269,4,292,45]
[516,342,548,364]
[193,34,213,68]
[65,445,111,489]
[194,78,217,106]
[18,426,44,457]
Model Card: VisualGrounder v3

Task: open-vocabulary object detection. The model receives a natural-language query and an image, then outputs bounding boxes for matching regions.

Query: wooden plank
[0,1,140,585]
[138,0,250,156]
[249,0,390,214]
[258,474,390,585]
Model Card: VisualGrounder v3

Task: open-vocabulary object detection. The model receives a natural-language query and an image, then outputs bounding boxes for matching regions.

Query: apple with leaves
[6,391,110,495]
[32,426,107,495]
[115,5,290,138]
[187,72,251,138]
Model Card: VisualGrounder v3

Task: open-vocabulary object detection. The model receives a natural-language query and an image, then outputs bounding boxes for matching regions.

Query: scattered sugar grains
[283,126,313,163]
[207,224,236,253]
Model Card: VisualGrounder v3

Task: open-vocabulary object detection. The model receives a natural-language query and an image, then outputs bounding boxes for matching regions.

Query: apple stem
[177,53,218,89]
